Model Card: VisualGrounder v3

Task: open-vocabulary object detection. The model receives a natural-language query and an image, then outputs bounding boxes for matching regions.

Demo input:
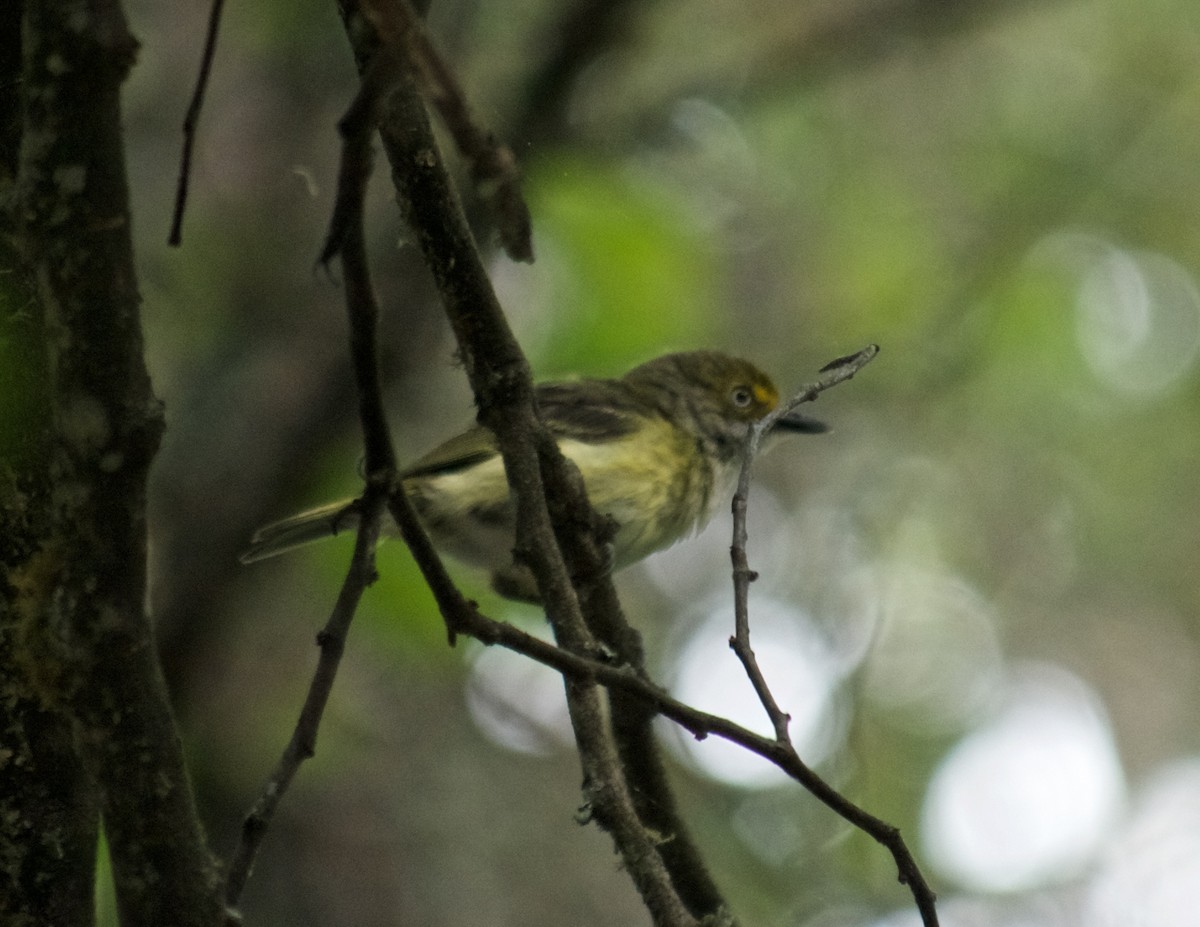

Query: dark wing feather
[535,380,643,443]
[402,379,644,478]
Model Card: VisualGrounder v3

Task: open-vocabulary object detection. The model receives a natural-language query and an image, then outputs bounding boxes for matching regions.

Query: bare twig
[169,0,227,246]
[223,488,387,911]
[225,68,398,913]
[360,0,533,262]
[730,344,881,739]
[726,344,940,927]
[367,553,937,927]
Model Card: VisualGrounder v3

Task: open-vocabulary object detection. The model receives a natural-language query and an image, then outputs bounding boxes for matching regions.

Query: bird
[241,350,826,601]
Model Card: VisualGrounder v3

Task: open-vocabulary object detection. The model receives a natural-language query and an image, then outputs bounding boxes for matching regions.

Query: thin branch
[761,345,882,442]
[319,51,397,272]
[169,0,227,246]
[729,344,881,741]
[223,487,388,912]
[360,0,533,262]
[727,345,940,927]
[225,69,398,912]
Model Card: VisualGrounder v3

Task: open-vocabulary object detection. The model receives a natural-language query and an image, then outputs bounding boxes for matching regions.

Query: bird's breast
[559,417,717,566]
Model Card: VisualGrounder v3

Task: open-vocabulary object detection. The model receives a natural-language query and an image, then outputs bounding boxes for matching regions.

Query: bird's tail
[239,499,361,564]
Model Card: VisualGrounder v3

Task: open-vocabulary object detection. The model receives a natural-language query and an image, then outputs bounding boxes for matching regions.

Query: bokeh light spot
[465,618,574,756]
[1035,232,1200,398]
[1087,758,1200,927]
[666,597,846,787]
[921,663,1125,892]
[1076,245,1200,397]
[861,565,1004,733]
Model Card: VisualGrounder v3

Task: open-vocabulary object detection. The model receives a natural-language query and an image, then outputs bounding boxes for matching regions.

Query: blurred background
[105,0,1200,923]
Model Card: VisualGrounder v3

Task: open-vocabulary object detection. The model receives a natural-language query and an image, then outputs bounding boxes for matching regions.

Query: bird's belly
[405,457,517,573]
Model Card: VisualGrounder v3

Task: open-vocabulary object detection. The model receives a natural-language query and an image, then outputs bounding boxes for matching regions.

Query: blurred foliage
[516,155,720,374]
[48,0,1200,923]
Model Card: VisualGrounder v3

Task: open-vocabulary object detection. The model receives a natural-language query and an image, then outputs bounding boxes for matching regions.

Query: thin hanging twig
[169,0,227,246]
[224,66,398,917]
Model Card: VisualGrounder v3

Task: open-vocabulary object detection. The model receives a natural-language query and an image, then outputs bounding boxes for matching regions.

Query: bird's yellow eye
[731,385,754,408]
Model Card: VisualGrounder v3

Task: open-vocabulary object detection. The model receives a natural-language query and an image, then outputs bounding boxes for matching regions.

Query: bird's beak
[772,408,829,434]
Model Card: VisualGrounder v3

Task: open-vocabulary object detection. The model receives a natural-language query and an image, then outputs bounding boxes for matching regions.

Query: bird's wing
[535,380,643,443]
[401,380,645,479]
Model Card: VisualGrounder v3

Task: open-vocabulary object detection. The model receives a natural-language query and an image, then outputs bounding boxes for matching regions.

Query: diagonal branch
[223,487,388,915]
[331,6,712,922]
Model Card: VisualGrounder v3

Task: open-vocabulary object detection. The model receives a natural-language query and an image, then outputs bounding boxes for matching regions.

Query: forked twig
[726,344,940,927]
[730,345,880,735]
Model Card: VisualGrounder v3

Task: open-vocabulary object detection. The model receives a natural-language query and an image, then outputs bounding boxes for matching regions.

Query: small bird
[241,350,826,601]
